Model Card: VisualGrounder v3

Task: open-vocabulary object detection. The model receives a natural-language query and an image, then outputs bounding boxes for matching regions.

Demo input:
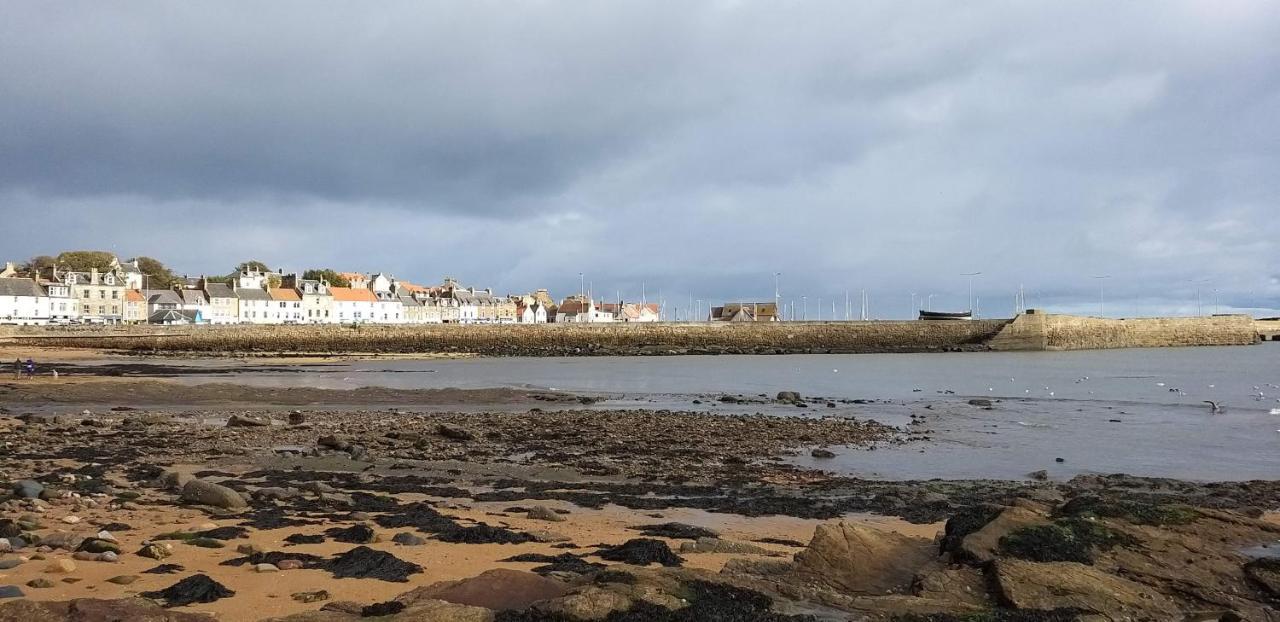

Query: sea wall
[988,312,1259,351]
[0,321,1008,356]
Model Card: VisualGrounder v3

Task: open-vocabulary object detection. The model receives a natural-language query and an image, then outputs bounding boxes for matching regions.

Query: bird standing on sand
[1204,401,1223,414]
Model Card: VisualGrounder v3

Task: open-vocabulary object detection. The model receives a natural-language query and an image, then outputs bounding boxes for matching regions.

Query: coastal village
[0,257,672,326]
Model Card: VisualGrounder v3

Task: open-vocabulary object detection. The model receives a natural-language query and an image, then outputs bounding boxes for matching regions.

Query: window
[112,290,118,299]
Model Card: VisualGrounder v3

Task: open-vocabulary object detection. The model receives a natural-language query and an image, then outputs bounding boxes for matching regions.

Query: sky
[1,1,1278,319]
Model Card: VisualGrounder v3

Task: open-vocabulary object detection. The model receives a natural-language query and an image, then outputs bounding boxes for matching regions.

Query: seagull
[1204,401,1223,414]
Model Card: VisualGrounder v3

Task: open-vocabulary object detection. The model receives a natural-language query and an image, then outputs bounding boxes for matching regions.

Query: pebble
[391,532,427,546]
[277,559,303,570]
[61,515,81,524]
[106,575,139,585]
[0,559,22,570]
[45,559,76,573]
[0,539,9,553]
[13,480,44,499]
[26,578,55,588]
[0,586,22,599]
[138,544,171,560]
[292,589,329,603]
[255,563,280,573]
[527,506,566,522]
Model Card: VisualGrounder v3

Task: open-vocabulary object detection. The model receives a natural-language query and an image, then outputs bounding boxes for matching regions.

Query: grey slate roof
[0,278,44,297]
[235,287,271,301]
[144,290,183,305]
[179,290,207,305]
[204,282,236,299]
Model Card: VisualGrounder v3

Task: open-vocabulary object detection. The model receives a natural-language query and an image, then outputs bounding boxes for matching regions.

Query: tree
[20,255,56,277]
[55,250,116,272]
[236,260,272,274]
[302,269,350,287]
[134,256,178,289]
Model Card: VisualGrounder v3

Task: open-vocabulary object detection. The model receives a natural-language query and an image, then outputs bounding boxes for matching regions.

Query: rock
[678,537,772,555]
[76,538,119,554]
[0,540,9,554]
[436,424,476,441]
[956,506,1047,564]
[0,521,19,538]
[776,391,802,402]
[793,520,935,595]
[397,568,571,612]
[392,532,427,546]
[1244,558,1280,597]
[967,398,993,407]
[106,575,139,585]
[912,565,992,608]
[533,586,632,620]
[25,578,55,588]
[181,479,248,510]
[40,532,85,551]
[526,529,571,544]
[0,586,22,599]
[226,413,271,427]
[301,481,337,494]
[99,551,118,563]
[992,558,1179,618]
[810,448,836,459]
[288,411,307,425]
[154,470,195,491]
[1027,470,1048,481]
[45,559,76,573]
[0,560,21,570]
[527,506,566,522]
[61,516,81,524]
[253,487,300,502]
[236,543,267,556]
[13,480,43,499]
[292,590,330,603]
[255,563,280,573]
[138,544,171,560]
[277,559,304,571]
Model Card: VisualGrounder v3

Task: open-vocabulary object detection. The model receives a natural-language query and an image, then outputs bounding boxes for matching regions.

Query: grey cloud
[1,1,1278,316]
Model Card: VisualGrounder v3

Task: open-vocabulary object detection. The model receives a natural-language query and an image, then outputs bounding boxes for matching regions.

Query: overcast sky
[2,1,1278,318]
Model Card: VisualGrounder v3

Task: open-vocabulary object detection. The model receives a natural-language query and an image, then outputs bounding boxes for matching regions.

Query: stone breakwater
[0,313,1262,355]
[0,321,1010,356]
[987,312,1259,351]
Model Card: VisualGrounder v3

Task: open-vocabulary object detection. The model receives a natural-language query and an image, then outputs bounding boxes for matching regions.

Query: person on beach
[24,358,35,379]
[11,358,20,380]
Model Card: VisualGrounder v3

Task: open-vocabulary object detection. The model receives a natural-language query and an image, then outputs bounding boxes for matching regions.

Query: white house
[43,280,76,323]
[235,287,275,324]
[0,278,51,325]
[282,276,334,324]
[268,288,305,323]
[371,290,404,323]
[516,300,548,323]
[330,287,378,323]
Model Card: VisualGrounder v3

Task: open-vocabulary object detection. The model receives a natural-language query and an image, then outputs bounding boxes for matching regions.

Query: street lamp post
[926,293,935,311]
[802,296,808,321]
[961,272,982,313]
[1091,275,1111,317]
[578,273,584,300]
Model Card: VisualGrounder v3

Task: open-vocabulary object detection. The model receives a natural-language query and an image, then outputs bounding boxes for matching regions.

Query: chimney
[90,267,99,284]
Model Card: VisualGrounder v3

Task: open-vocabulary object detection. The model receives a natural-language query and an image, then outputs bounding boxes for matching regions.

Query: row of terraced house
[0,258,557,326]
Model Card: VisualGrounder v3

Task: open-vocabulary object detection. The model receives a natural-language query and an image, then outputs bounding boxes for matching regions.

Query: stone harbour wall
[988,312,1259,351]
[1,320,1009,356]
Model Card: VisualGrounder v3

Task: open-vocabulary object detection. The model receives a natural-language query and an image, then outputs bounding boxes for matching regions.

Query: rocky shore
[1,389,1279,620]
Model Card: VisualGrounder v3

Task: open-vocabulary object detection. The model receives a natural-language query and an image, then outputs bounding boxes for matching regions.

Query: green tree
[302,269,350,287]
[20,255,56,277]
[133,256,178,289]
[236,260,272,274]
[55,250,116,272]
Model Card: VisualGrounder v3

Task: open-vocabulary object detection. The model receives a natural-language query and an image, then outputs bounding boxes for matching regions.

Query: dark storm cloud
[1,1,1278,316]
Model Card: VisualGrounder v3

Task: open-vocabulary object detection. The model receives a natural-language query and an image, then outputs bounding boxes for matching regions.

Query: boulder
[793,521,934,595]
[153,470,195,491]
[531,586,633,620]
[397,569,570,611]
[967,399,993,407]
[226,414,271,427]
[527,506,566,522]
[678,537,772,555]
[957,506,1047,564]
[776,391,802,402]
[436,424,476,441]
[1244,559,1280,597]
[0,597,217,621]
[992,558,1179,619]
[13,481,44,499]
[180,479,248,510]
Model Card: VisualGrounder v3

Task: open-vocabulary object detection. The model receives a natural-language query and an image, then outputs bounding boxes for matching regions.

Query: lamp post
[961,272,982,313]
[578,273,584,300]
[1091,275,1110,317]
[802,296,808,321]
[910,292,917,319]
[926,293,935,311]
[1189,278,1210,316]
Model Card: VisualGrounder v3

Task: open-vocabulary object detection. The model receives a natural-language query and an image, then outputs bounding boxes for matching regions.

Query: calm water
[159,345,1280,482]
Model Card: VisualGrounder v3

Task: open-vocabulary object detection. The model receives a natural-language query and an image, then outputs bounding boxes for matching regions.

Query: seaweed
[327,546,423,582]
[141,574,235,607]
[998,518,1136,564]
[596,539,684,567]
